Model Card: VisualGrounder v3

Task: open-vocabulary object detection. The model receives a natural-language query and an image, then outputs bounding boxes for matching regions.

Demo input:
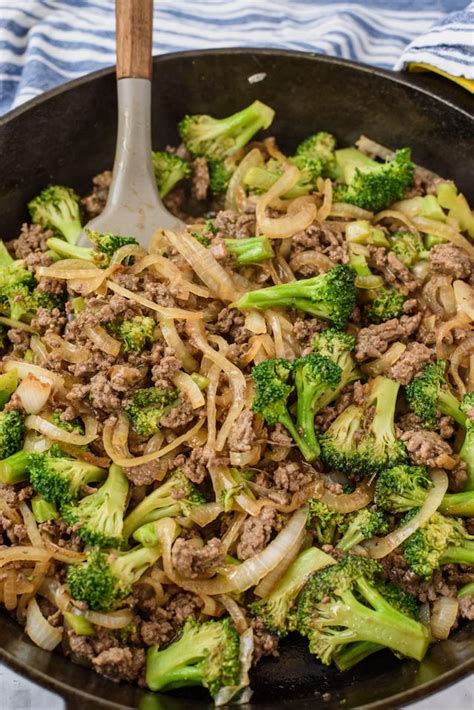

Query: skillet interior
[0,49,472,708]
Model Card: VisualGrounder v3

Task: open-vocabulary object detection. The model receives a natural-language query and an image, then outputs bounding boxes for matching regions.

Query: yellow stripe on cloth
[408,63,474,94]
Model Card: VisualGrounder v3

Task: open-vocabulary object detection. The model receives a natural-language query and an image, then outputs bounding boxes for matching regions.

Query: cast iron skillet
[0,50,472,709]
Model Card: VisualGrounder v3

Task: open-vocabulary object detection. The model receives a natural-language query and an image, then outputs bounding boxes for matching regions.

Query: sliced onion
[214,627,254,707]
[355,274,385,289]
[289,250,334,274]
[187,320,246,451]
[218,595,248,634]
[450,335,474,395]
[3,359,64,389]
[266,310,286,359]
[189,501,224,527]
[109,244,146,265]
[244,310,267,335]
[29,335,49,364]
[172,371,205,409]
[164,229,240,303]
[26,597,62,650]
[319,482,374,513]
[25,413,98,445]
[36,259,104,280]
[220,512,247,556]
[19,501,44,548]
[256,167,317,238]
[82,608,134,629]
[365,469,448,559]
[361,342,406,377]
[229,446,261,467]
[374,209,419,235]
[318,178,333,222]
[0,546,50,567]
[412,216,474,258]
[160,319,198,373]
[3,571,18,610]
[226,148,264,212]
[16,374,52,414]
[453,280,474,321]
[435,312,472,359]
[254,528,304,598]
[85,324,121,356]
[0,316,36,333]
[44,334,89,364]
[103,416,205,467]
[106,279,203,320]
[39,578,71,613]
[431,597,459,640]
[226,507,308,592]
[132,253,210,299]
[330,203,373,219]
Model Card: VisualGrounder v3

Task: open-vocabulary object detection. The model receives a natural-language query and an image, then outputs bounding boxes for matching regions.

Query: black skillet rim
[0,47,473,708]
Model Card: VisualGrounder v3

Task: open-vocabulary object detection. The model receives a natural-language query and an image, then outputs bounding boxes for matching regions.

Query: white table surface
[0,663,472,709]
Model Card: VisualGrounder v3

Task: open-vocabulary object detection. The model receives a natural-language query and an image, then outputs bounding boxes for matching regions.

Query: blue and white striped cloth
[0,1,472,116]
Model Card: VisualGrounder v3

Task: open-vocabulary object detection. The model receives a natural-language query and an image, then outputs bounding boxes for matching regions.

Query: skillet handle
[116,0,153,80]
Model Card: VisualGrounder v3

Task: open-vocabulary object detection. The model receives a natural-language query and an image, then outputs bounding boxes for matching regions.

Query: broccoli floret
[62,464,129,547]
[179,100,275,160]
[366,287,406,324]
[333,148,414,213]
[311,328,358,407]
[0,449,29,484]
[67,545,162,612]
[251,357,314,461]
[234,264,356,329]
[389,230,427,268]
[107,316,156,353]
[460,393,474,491]
[28,185,82,244]
[0,369,19,409]
[320,376,406,476]
[146,617,241,698]
[405,361,465,428]
[28,452,106,506]
[295,131,337,173]
[0,258,37,321]
[296,554,429,665]
[293,353,342,460]
[403,511,474,580]
[47,228,139,268]
[375,465,433,513]
[333,578,420,670]
[250,547,334,636]
[437,182,474,238]
[123,469,205,538]
[0,410,24,460]
[123,387,179,437]
[244,155,323,198]
[224,236,274,265]
[152,151,191,198]
[336,508,389,551]
[307,499,347,546]
[208,155,238,195]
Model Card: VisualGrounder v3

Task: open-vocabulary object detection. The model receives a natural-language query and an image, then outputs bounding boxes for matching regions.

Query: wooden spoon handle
[116,0,153,80]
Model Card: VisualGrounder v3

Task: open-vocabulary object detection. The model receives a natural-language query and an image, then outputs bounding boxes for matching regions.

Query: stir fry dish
[0,100,473,704]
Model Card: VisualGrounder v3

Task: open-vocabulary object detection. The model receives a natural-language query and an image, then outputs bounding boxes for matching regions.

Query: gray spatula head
[78,78,184,248]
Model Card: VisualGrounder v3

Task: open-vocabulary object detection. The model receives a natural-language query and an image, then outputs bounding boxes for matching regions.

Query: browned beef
[171,537,224,579]
[81,170,112,217]
[160,399,194,430]
[181,446,209,484]
[400,429,453,468]
[387,342,433,385]
[273,461,313,492]
[250,617,279,663]
[109,365,144,393]
[31,307,67,335]
[213,210,256,239]
[124,460,164,486]
[236,507,283,561]
[228,409,256,452]
[290,224,348,266]
[368,247,420,294]
[429,244,472,279]
[10,223,52,259]
[191,157,210,201]
[92,647,145,684]
[355,313,422,361]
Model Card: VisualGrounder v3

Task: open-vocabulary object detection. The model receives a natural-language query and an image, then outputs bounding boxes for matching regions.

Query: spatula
[79,0,183,247]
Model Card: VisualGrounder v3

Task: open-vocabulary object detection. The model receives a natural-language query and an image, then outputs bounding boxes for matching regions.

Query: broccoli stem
[439,492,474,517]
[47,237,93,262]
[0,449,29,484]
[279,410,317,462]
[63,611,94,636]
[458,582,474,598]
[32,496,58,523]
[438,390,467,426]
[439,545,474,566]
[460,428,474,491]
[334,641,384,671]
[0,369,19,409]
[224,237,274,265]
[295,393,320,461]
